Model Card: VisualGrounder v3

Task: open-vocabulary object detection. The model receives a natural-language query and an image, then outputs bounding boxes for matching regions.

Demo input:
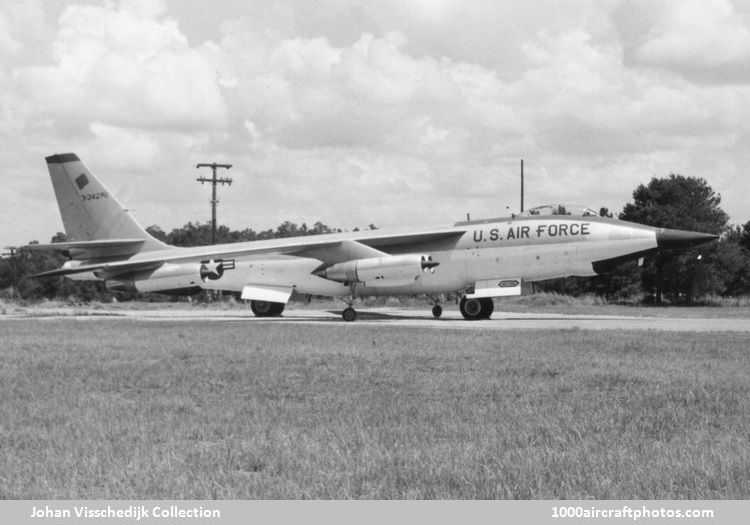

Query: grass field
[0,319,748,499]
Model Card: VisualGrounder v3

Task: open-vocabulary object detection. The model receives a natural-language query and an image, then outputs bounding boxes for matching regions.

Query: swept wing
[30,230,465,279]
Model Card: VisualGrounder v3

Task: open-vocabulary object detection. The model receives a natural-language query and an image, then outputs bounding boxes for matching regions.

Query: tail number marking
[81,192,109,201]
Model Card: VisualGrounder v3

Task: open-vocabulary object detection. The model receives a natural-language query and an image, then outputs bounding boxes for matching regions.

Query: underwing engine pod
[104,262,203,295]
[316,254,438,286]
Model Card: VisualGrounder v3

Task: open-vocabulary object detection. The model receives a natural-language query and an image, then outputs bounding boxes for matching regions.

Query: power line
[196,163,233,245]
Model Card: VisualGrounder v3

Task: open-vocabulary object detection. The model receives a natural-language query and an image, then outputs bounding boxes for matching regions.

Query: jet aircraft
[26,153,718,321]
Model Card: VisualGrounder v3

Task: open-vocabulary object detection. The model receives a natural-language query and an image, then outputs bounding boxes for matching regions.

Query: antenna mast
[521,159,523,211]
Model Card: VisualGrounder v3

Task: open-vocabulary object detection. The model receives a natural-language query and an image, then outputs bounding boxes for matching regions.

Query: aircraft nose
[656,228,719,250]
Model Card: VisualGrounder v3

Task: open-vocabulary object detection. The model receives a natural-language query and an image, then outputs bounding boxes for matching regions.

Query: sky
[2,0,750,246]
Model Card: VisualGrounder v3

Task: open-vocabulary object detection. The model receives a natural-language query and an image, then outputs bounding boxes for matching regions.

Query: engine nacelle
[105,262,205,294]
[318,254,438,287]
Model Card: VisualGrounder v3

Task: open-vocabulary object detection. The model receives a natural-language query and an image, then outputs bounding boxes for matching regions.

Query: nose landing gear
[341,284,359,322]
[342,307,357,322]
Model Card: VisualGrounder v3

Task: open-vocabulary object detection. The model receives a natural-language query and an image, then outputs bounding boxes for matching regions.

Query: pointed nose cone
[656,228,719,250]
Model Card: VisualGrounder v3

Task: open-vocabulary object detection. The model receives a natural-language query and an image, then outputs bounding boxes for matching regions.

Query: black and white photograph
[1,0,748,521]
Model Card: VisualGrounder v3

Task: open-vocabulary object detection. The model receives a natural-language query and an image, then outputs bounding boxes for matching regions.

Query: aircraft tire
[432,305,443,318]
[251,300,285,317]
[269,302,285,316]
[342,307,357,322]
[478,298,494,319]
[459,297,483,320]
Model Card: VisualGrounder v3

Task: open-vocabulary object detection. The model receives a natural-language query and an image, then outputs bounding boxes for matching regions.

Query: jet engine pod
[319,254,439,286]
[105,263,203,295]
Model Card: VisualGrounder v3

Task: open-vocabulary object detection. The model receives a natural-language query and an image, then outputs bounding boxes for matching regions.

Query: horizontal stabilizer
[30,259,162,279]
[21,239,146,259]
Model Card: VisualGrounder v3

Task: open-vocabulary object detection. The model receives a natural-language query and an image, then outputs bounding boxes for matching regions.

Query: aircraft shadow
[221,311,650,324]
[500,316,648,322]
[325,310,434,321]
[218,310,433,323]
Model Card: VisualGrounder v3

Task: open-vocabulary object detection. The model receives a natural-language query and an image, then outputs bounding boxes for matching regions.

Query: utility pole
[196,163,233,245]
[2,246,17,301]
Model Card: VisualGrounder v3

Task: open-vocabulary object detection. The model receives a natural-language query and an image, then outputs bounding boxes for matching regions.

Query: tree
[739,221,750,253]
[145,225,168,242]
[716,225,750,296]
[620,174,729,304]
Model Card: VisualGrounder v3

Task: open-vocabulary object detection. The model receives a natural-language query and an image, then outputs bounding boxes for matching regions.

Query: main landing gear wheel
[250,300,285,317]
[342,307,357,322]
[479,297,494,319]
[459,297,494,320]
[431,305,443,318]
[459,297,483,320]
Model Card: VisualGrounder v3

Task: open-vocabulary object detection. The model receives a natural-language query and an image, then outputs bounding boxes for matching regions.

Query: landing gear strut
[459,297,493,320]
[341,284,358,322]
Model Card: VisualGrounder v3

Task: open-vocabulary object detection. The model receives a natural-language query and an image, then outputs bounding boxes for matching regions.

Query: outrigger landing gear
[459,296,494,320]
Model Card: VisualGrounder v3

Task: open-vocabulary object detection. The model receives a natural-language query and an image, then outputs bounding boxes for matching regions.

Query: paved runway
[7,307,750,332]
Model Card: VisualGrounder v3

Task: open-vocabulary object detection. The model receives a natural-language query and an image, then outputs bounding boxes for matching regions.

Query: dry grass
[0,319,748,499]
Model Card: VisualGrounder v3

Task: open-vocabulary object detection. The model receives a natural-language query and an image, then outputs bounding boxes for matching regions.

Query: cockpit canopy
[453,202,606,226]
[520,203,600,218]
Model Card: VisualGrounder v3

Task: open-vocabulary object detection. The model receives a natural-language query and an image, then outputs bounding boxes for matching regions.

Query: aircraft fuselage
[196,214,659,298]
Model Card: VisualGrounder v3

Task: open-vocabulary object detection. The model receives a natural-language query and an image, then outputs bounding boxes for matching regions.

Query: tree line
[2,174,749,305]
[537,174,750,304]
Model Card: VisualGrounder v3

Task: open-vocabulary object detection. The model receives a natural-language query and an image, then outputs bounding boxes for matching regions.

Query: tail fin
[45,153,167,251]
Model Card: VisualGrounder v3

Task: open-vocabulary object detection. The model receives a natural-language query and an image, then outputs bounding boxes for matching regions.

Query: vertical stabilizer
[45,153,167,251]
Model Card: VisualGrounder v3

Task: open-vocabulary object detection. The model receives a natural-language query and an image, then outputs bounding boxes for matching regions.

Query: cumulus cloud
[218,25,524,164]
[0,0,48,62]
[0,11,23,59]
[17,0,227,132]
[2,0,750,245]
[615,0,750,83]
